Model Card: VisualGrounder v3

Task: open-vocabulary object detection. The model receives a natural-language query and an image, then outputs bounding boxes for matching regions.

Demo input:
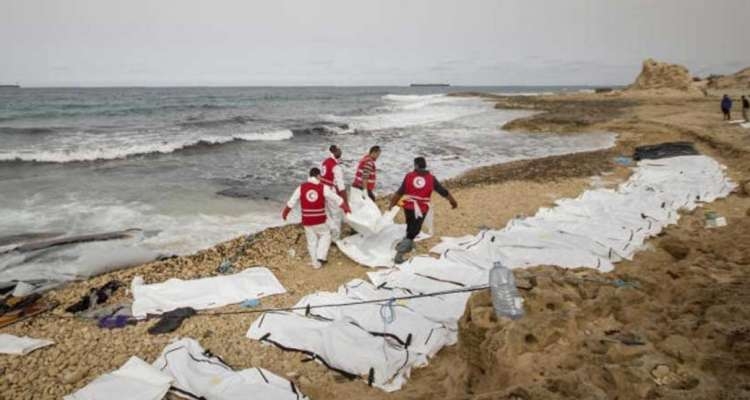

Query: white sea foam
[0,129,293,163]
[0,196,281,287]
[323,94,488,131]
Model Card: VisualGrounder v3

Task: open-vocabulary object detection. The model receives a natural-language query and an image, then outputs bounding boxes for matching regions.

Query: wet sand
[2,90,750,399]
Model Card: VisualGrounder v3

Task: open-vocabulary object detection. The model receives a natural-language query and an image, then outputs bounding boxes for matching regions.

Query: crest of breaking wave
[0,129,293,163]
[321,94,487,131]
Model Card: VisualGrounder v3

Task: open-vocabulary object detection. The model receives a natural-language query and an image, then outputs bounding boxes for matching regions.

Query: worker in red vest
[352,146,381,202]
[389,157,457,264]
[282,167,351,269]
[320,145,347,240]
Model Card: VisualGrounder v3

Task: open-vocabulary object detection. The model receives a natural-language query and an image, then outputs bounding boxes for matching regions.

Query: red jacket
[353,154,376,191]
[320,156,338,187]
[402,171,434,214]
[299,181,326,226]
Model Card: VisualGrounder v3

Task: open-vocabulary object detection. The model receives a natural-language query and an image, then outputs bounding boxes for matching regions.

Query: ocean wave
[0,103,229,122]
[0,130,293,164]
[382,94,446,103]
[290,121,352,136]
[0,127,59,135]
[178,115,262,129]
[323,94,487,131]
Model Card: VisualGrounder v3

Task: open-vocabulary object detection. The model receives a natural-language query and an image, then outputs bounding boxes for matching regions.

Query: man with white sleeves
[282,167,351,269]
[319,145,347,240]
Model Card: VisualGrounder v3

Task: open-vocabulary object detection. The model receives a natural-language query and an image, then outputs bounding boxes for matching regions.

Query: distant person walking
[389,157,458,264]
[282,167,350,269]
[352,145,381,202]
[721,94,733,120]
[742,95,749,122]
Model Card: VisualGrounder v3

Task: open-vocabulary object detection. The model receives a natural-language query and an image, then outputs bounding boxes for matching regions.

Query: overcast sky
[2,0,748,87]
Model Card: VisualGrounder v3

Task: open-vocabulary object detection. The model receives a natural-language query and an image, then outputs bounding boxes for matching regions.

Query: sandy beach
[2,72,750,399]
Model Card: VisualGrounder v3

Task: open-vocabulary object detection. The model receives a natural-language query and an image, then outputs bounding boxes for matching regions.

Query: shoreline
[3,89,750,399]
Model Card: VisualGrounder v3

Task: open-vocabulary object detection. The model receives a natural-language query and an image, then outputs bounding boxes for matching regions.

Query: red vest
[353,155,377,191]
[320,157,338,187]
[300,182,326,226]
[403,171,434,214]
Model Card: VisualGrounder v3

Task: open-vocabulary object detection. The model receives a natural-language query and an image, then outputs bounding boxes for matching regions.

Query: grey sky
[2,0,748,86]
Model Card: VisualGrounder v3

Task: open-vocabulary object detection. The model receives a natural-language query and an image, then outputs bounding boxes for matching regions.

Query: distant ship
[410,83,450,87]
[0,84,21,89]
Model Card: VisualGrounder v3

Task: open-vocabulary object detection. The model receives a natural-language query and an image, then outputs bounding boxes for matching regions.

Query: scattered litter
[0,295,58,329]
[612,279,640,289]
[79,302,131,321]
[704,211,728,228]
[489,262,525,320]
[65,280,123,314]
[11,282,35,297]
[99,314,134,329]
[633,142,698,160]
[148,307,196,335]
[0,334,54,355]
[216,234,256,275]
[216,259,235,274]
[241,298,261,308]
[606,331,646,346]
[614,156,633,165]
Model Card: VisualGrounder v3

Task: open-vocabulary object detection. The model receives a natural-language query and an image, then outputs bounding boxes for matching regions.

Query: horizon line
[4,83,626,89]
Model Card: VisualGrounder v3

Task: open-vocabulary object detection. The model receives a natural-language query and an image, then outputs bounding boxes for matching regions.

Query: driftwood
[0,229,142,255]
[0,232,64,248]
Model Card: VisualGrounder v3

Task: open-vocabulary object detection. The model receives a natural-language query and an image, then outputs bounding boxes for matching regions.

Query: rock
[514,270,536,290]
[286,371,300,379]
[627,58,703,95]
[299,376,312,386]
[658,334,695,362]
[606,342,653,363]
[61,368,88,385]
[651,364,671,379]
[584,337,609,355]
[707,66,750,90]
[660,237,690,260]
[614,286,645,304]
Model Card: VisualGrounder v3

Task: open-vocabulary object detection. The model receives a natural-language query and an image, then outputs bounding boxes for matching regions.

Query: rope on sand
[38,285,490,321]
[38,272,638,321]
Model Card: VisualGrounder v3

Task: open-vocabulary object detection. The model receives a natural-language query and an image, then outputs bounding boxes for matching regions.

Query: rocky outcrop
[456,214,750,399]
[627,59,702,95]
[707,67,750,90]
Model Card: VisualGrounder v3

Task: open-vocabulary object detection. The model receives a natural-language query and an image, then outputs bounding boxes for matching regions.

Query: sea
[0,86,615,288]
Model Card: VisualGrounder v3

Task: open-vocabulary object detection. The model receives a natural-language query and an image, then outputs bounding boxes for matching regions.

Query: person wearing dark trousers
[742,95,749,122]
[389,157,458,264]
[721,94,733,120]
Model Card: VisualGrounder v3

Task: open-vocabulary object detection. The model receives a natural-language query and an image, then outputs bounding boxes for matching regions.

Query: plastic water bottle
[489,262,525,320]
